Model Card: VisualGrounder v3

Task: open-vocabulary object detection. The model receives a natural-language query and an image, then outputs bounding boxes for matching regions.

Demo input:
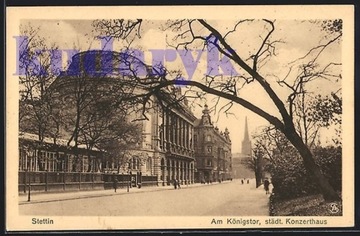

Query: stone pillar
[172,114,176,145]
[185,122,188,149]
[183,121,186,149]
[177,160,181,182]
[192,162,195,184]
[180,161,183,184]
[182,161,185,184]
[178,118,181,148]
[172,114,178,145]
[186,162,189,184]
[154,152,161,186]
[188,162,191,184]
[178,119,182,148]
[169,159,172,183]
[166,110,169,145]
[164,160,167,185]
[181,120,184,149]
[176,117,180,147]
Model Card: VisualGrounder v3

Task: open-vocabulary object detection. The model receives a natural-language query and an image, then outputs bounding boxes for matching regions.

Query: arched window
[128,157,141,170]
[146,157,152,172]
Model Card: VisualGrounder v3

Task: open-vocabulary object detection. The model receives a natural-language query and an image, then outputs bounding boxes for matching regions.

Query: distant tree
[245,141,264,188]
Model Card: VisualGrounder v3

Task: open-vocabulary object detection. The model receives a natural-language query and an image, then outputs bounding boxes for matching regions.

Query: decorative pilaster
[192,162,195,184]
[169,159,173,182]
[181,161,185,184]
[154,152,161,185]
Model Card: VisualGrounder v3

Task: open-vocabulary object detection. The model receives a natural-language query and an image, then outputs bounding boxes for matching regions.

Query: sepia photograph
[6,5,354,231]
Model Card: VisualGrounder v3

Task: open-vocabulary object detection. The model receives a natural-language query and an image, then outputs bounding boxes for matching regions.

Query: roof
[194,119,202,127]
[19,132,100,151]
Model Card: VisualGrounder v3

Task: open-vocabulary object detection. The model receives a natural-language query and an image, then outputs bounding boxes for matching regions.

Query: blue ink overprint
[15,35,240,81]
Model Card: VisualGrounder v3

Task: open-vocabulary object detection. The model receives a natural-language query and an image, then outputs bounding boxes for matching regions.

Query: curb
[19,186,174,205]
[19,182,232,205]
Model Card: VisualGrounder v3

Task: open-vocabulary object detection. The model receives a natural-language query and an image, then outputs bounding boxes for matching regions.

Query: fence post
[63,171,66,190]
[79,172,81,190]
[24,170,27,193]
[45,170,48,192]
[131,171,134,188]
[92,171,94,189]
[27,169,31,202]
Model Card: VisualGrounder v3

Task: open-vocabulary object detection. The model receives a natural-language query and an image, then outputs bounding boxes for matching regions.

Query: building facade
[193,105,232,183]
[18,50,197,186]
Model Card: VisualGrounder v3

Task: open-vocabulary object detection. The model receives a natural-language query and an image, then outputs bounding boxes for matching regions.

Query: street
[19,180,269,216]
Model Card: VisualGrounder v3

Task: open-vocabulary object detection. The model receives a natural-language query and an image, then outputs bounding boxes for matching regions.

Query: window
[206,135,212,142]
[46,152,56,171]
[39,151,46,171]
[129,157,141,170]
[146,157,152,172]
[19,149,26,171]
[207,146,212,153]
[83,156,89,172]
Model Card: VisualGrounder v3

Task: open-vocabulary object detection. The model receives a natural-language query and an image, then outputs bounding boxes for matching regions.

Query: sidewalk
[19,181,229,205]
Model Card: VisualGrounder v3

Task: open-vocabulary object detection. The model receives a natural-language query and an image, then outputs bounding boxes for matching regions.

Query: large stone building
[18,50,234,188]
[193,105,232,183]
[19,50,197,186]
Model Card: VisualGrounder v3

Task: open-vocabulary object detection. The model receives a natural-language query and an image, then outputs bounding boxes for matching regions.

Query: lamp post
[27,168,31,202]
[127,170,132,192]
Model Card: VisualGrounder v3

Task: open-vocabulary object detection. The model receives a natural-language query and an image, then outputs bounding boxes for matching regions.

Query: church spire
[241,116,252,156]
[243,116,250,142]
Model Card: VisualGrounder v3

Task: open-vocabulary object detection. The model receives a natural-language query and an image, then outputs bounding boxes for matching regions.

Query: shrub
[268,146,341,200]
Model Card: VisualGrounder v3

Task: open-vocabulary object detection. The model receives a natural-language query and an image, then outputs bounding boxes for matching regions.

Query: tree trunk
[285,128,341,201]
[255,170,262,188]
[152,74,341,201]
[255,158,263,188]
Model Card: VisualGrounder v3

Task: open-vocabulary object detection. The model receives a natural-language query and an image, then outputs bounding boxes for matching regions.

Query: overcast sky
[21,19,342,153]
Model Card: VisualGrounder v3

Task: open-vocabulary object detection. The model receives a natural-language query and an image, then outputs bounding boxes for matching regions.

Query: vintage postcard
[6,5,354,231]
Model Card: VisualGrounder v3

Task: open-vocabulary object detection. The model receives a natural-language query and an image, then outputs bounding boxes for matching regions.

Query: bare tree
[92,19,342,200]
[18,24,62,171]
[49,50,149,172]
[19,24,61,140]
[245,141,264,188]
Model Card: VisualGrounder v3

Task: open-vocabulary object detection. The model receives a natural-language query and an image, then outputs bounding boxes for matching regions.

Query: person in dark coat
[113,176,118,193]
[177,179,181,189]
[241,179,244,184]
[264,178,270,194]
[173,179,177,189]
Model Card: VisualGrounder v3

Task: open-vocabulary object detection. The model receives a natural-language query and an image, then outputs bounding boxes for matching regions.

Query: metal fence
[19,171,158,193]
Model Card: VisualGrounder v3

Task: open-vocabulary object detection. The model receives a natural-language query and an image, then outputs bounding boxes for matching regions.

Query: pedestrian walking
[113,176,118,193]
[173,179,177,189]
[264,178,270,194]
[241,179,244,184]
[177,179,181,189]
[247,179,249,184]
